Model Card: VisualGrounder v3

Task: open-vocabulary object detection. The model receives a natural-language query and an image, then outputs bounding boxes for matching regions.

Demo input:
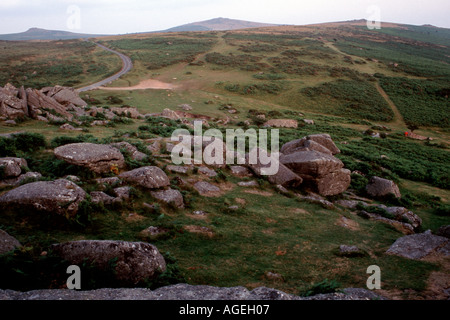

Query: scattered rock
[264,271,284,282]
[150,188,184,208]
[140,226,169,240]
[339,245,365,257]
[119,166,170,189]
[230,165,252,177]
[59,123,82,131]
[110,141,147,161]
[237,180,259,187]
[366,176,401,199]
[183,225,215,238]
[358,210,414,235]
[51,240,166,286]
[166,165,190,174]
[95,177,121,189]
[113,187,131,201]
[193,181,221,196]
[0,157,27,178]
[303,119,315,125]
[0,171,42,187]
[54,143,125,174]
[386,230,450,259]
[263,119,298,128]
[90,191,117,206]
[0,229,21,255]
[197,166,217,177]
[336,216,360,230]
[0,179,86,217]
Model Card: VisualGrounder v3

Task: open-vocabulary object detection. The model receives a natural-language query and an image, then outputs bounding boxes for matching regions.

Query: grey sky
[0,0,449,35]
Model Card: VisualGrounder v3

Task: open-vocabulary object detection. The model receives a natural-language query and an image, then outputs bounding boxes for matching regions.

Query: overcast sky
[1,0,449,35]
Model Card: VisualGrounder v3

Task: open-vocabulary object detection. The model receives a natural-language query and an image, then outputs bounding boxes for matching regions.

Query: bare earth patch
[243,189,273,197]
[101,79,178,91]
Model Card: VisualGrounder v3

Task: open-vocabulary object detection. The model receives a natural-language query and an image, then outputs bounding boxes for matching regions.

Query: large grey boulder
[366,176,401,199]
[44,86,87,107]
[279,134,350,196]
[280,150,344,178]
[0,284,386,300]
[315,168,352,197]
[0,179,86,217]
[51,240,166,286]
[119,166,170,189]
[246,148,303,188]
[150,188,184,208]
[54,143,125,174]
[0,229,21,255]
[0,84,28,119]
[386,230,450,259]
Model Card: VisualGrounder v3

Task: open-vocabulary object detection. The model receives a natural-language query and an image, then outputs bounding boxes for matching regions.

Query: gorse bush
[0,132,46,157]
[302,80,394,121]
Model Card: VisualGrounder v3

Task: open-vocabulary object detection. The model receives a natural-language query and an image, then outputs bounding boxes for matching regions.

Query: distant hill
[0,28,107,41]
[162,17,278,32]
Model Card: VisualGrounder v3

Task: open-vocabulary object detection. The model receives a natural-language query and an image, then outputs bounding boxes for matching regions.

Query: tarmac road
[78,42,133,92]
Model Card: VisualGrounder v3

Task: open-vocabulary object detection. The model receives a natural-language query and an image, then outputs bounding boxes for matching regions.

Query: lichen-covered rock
[150,188,184,208]
[119,166,170,189]
[0,157,27,178]
[386,230,450,259]
[280,150,344,178]
[315,168,351,196]
[193,181,221,196]
[0,229,21,255]
[51,240,166,286]
[281,134,340,156]
[54,143,125,174]
[0,179,86,217]
[366,176,401,199]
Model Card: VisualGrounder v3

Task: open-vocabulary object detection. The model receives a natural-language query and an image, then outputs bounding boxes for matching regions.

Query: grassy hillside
[0,40,121,89]
[0,22,449,299]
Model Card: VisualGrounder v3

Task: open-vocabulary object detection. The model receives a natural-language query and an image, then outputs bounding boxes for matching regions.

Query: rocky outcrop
[0,229,21,255]
[0,179,86,217]
[0,284,386,300]
[365,176,401,199]
[42,86,87,107]
[51,240,166,286]
[119,166,170,189]
[54,143,125,175]
[386,230,450,259]
[281,134,340,155]
[246,148,303,188]
[280,134,349,196]
[0,84,94,122]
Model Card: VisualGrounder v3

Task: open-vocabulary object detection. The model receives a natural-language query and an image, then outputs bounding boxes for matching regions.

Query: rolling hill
[162,17,278,32]
[0,27,107,41]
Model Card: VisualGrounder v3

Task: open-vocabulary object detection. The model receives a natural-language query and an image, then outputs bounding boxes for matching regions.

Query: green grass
[378,76,450,128]
[0,40,121,89]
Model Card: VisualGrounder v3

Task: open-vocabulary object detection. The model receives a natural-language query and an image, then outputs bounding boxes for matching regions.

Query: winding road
[78,42,133,92]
